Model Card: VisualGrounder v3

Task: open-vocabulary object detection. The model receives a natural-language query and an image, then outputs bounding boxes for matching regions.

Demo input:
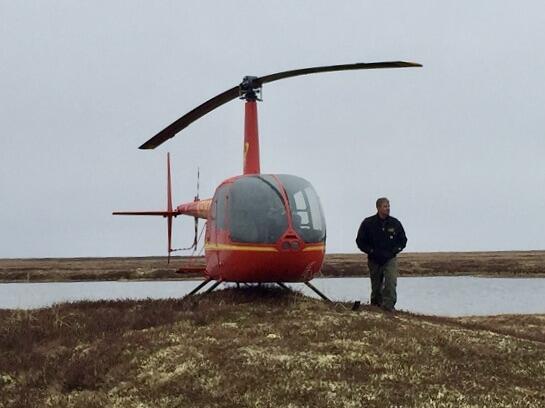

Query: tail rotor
[167,152,174,263]
[113,153,206,262]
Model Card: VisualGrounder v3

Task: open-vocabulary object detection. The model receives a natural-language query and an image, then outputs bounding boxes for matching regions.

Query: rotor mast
[240,76,262,175]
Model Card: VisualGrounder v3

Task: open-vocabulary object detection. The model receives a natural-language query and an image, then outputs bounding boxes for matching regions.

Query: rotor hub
[239,76,262,101]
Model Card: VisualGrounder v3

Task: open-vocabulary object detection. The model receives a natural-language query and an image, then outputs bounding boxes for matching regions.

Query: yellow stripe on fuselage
[205,243,278,252]
[204,243,325,252]
[302,244,326,252]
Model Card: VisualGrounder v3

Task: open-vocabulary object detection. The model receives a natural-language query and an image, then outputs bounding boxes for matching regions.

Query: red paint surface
[200,177,325,283]
[177,199,212,219]
[243,100,260,175]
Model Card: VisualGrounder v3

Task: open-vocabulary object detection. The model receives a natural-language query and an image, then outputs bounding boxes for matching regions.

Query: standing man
[356,197,407,311]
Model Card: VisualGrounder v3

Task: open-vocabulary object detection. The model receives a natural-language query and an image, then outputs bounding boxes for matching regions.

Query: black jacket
[356,214,407,265]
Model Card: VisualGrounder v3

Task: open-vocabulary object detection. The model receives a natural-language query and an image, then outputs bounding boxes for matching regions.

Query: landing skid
[184,279,332,303]
[185,278,214,297]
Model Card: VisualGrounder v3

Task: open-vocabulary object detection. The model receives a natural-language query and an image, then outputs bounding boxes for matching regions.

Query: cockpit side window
[213,184,230,231]
[276,175,326,243]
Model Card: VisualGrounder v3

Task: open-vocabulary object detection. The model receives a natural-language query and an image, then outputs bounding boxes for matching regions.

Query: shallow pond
[0,277,544,317]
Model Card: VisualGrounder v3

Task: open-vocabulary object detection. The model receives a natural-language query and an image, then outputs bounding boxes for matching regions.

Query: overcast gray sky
[1,1,544,258]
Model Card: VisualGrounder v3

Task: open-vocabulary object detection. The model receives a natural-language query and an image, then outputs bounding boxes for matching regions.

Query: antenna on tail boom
[193,167,200,250]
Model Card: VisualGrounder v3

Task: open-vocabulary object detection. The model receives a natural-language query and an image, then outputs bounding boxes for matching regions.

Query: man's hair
[376,197,389,208]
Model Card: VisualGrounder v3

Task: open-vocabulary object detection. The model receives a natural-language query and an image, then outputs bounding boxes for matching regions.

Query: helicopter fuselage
[179,173,326,282]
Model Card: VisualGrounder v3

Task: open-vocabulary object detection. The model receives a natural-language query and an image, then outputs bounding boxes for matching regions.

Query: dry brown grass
[1,287,544,407]
[1,251,545,282]
[0,256,205,282]
[322,251,545,278]
[454,314,545,344]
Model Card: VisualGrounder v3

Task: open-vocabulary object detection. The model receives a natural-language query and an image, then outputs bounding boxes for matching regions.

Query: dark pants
[368,257,397,310]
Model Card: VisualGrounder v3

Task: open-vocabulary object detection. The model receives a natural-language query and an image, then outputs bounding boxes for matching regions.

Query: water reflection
[0,277,544,317]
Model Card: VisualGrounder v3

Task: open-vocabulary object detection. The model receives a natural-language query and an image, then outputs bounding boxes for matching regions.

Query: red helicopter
[114,61,421,298]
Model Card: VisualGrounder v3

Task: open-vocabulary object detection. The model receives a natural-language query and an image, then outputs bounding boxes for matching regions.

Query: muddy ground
[1,251,544,282]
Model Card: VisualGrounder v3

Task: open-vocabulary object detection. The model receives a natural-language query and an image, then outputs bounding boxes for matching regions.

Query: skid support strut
[186,278,212,297]
[304,281,332,302]
[276,282,289,290]
[204,280,222,294]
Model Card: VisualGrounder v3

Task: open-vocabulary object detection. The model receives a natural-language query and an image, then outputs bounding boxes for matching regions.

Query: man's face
[377,201,390,218]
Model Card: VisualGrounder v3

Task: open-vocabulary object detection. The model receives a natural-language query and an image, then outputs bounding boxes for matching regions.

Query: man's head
[376,197,390,219]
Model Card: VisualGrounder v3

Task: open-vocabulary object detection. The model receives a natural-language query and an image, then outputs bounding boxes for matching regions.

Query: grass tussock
[1,287,545,407]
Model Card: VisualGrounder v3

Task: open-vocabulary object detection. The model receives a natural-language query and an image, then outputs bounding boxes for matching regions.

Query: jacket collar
[376,213,390,222]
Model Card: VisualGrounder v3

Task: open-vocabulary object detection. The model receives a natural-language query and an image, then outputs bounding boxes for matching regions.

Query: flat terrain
[1,251,544,282]
[0,287,544,407]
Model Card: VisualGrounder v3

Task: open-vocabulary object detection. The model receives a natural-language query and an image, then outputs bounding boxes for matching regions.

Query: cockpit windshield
[276,174,326,243]
[224,174,326,244]
[229,176,288,243]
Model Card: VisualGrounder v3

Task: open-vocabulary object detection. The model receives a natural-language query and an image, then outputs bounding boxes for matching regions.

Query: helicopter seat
[292,213,302,229]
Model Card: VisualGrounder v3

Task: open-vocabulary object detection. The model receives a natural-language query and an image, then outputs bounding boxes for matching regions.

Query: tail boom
[176,199,212,219]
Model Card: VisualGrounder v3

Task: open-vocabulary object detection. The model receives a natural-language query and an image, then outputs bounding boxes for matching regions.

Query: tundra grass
[1,287,544,407]
[1,250,545,282]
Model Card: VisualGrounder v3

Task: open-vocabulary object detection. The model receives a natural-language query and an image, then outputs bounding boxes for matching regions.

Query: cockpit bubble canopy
[223,174,326,244]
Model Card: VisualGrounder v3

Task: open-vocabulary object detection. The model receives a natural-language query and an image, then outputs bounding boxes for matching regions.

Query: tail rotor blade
[113,152,179,263]
[167,216,173,264]
[167,152,174,263]
[167,152,173,213]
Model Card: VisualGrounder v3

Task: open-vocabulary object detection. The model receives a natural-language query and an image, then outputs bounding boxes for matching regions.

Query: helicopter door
[209,184,230,268]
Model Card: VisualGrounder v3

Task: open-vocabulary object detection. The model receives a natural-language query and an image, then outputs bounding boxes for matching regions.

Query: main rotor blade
[256,61,421,86]
[139,61,421,150]
[140,86,239,149]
